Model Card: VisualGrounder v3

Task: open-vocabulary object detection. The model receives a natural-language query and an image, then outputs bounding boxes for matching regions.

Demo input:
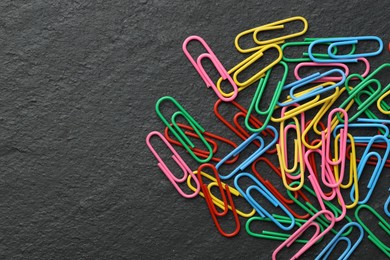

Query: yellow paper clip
[377,89,390,114]
[253,16,308,46]
[334,133,359,209]
[187,170,255,218]
[217,44,282,95]
[277,114,305,191]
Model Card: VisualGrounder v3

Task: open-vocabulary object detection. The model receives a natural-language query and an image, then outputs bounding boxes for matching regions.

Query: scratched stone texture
[0,0,389,259]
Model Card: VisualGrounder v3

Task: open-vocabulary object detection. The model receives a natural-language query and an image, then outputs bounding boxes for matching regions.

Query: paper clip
[308,36,383,62]
[272,210,336,260]
[251,157,310,219]
[337,79,383,122]
[186,170,256,218]
[216,44,282,92]
[377,89,390,114]
[286,182,354,236]
[252,16,308,46]
[197,164,240,237]
[335,133,359,209]
[245,61,288,132]
[333,122,389,143]
[156,96,213,163]
[182,35,238,101]
[146,131,200,198]
[385,189,390,217]
[355,204,390,257]
[234,172,295,230]
[246,215,310,243]
[322,108,348,188]
[214,99,275,144]
[305,149,347,222]
[294,62,349,82]
[217,126,278,180]
[279,69,346,107]
[277,109,305,192]
[234,16,307,53]
[350,135,390,204]
[315,222,364,260]
[274,83,340,124]
[164,123,238,164]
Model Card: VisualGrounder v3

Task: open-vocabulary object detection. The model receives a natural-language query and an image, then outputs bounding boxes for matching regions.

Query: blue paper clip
[315,222,364,260]
[350,135,390,204]
[385,189,390,217]
[279,69,345,107]
[308,36,383,63]
[234,172,295,230]
[333,122,389,143]
[216,126,278,180]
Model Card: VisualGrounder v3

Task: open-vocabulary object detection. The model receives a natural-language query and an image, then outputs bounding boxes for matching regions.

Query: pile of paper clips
[146,17,390,259]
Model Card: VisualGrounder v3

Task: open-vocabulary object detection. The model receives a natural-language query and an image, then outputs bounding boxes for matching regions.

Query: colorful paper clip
[235,16,308,53]
[315,222,364,260]
[385,189,390,217]
[272,210,336,260]
[308,36,383,63]
[197,163,240,237]
[279,69,346,107]
[246,215,310,243]
[182,35,238,101]
[146,131,200,198]
[350,135,390,204]
[234,172,295,231]
[355,204,390,257]
[164,123,239,163]
[217,44,283,92]
[245,61,288,132]
[156,96,213,163]
[217,126,278,180]
[186,170,256,218]
[253,16,308,46]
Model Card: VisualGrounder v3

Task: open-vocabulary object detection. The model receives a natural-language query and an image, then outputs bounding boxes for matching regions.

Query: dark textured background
[1,0,389,259]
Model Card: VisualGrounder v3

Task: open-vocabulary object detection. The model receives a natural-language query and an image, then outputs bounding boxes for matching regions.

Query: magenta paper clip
[183,35,238,102]
[294,62,349,82]
[272,210,336,260]
[146,131,200,198]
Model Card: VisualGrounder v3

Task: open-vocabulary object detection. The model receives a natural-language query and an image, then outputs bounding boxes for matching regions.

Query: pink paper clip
[294,62,349,82]
[272,210,336,260]
[305,149,346,222]
[322,108,348,188]
[146,131,200,198]
[183,35,238,102]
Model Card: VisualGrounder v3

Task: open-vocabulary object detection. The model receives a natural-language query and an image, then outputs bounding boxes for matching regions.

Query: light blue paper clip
[350,135,390,204]
[333,122,389,143]
[279,69,345,107]
[234,172,295,231]
[315,222,364,260]
[308,36,383,63]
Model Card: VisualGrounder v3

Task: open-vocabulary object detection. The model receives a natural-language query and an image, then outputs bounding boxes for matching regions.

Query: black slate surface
[1,0,389,259]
